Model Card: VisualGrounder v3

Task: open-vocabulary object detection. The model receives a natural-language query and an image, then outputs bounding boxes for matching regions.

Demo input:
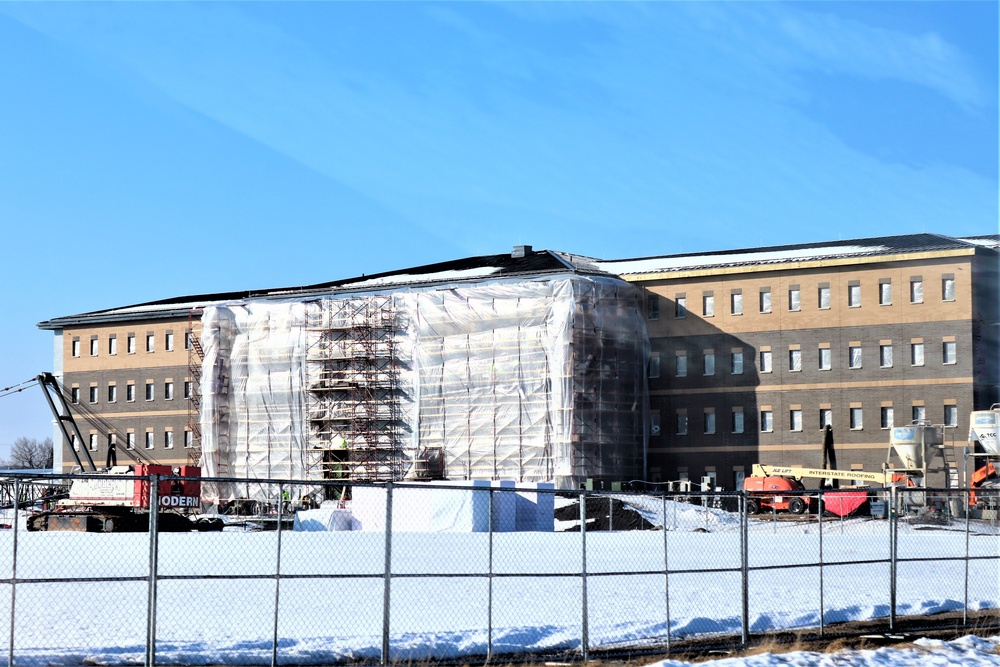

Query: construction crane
[18,373,212,531]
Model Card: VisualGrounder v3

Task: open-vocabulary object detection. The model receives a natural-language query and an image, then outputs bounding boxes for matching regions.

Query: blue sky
[0,2,996,450]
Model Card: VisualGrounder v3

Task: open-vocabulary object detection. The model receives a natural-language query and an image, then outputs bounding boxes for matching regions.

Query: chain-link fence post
[963,487,970,626]
[662,491,670,649]
[8,477,20,667]
[818,491,824,638]
[271,482,285,667]
[740,491,749,647]
[888,485,897,633]
[146,474,160,667]
[487,486,494,662]
[580,490,589,662]
[381,482,393,667]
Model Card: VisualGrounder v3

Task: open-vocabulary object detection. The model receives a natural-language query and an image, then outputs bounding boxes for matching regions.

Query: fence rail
[0,474,997,666]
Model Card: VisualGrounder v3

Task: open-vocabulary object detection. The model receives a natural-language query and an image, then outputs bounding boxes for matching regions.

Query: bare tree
[6,437,54,469]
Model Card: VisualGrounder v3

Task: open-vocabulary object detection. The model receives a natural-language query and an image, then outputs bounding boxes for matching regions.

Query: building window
[880,281,892,305]
[704,410,716,435]
[913,405,926,422]
[146,333,155,353]
[184,430,194,448]
[759,288,771,313]
[650,413,661,437]
[164,382,174,400]
[820,408,832,429]
[945,405,958,427]
[788,286,801,312]
[71,338,81,357]
[70,387,80,404]
[849,345,862,369]
[703,350,715,376]
[90,337,99,357]
[911,343,925,367]
[761,410,773,433]
[88,434,98,451]
[145,383,154,401]
[790,409,802,432]
[819,348,832,371]
[165,332,175,352]
[942,276,956,302]
[703,293,715,317]
[676,352,688,377]
[818,286,831,310]
[943,341,957,365]
[674,296,686,319]
[72,435,80,451]
[164,431,174,449]
[648,355,660,379]
[126,384,135,402]
[910,278,923,304]
[880,344,893,368]
[848,284,861,308]
[185,330,194,350]
[732,409,744,434]
[731,291,743,315]
[759,350,773,374]
[850,407,863,430]
[881,407,894,429]
[184,380,194,399]
[127,333,136,354]
[676,411,688,436]
[89,386,98,404]
[788,349,802,372]
[108,336,117,356]
[126,432,136,450]
[107,385,117,403]
[107,433,116,450]
[731,350,744,375]
[647,294,659,320]
[145,432,154,450]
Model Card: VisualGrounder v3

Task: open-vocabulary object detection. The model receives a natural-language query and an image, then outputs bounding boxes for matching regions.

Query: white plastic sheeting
[200,275,648,498]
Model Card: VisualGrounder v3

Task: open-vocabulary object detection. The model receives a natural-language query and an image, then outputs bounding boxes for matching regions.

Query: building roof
[37,247,608,329]
[38,232,997,329]
[594,233,998,277]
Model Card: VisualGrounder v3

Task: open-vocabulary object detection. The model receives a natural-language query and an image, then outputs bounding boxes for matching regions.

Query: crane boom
[37,372,97,472]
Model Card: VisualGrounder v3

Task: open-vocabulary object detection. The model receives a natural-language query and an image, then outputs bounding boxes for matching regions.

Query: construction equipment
[28,373,210,532]
[968,405,1000,507]
[746,464,902,517]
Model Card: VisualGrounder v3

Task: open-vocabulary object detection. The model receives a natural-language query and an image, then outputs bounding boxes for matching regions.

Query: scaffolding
[198,275,649,497]
[306,296,403,483]
[186,309,204,467]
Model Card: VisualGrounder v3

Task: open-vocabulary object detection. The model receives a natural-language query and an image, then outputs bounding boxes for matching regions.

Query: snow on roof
[596,244,887,275]
[338,266,502,289]
[960,235,1000,248]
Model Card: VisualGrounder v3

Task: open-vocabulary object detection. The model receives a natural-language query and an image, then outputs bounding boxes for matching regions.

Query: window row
[653,339,957,378]
[648,275,957,320]
[72,429,194,452]
[69,381,193,404]
[655,403,959,436]
[70,330,194,358]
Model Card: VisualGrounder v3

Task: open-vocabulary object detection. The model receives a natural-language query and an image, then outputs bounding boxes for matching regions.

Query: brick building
[39,233,999,490]
[596,233,1000,489]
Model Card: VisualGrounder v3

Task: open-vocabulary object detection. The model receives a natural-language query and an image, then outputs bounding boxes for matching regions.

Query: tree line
[3,437,53,470]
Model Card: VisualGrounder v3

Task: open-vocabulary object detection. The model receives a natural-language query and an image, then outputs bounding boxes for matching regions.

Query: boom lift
[745,464,900,516]
[29,373,207,532]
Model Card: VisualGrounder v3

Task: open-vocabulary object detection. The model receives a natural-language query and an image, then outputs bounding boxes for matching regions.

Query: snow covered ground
[649,635,1000,667]
[650,635,1000,667]
[0,496,996,665]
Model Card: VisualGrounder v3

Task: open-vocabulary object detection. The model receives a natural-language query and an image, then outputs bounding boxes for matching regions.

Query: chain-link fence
[0,474,997,666]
